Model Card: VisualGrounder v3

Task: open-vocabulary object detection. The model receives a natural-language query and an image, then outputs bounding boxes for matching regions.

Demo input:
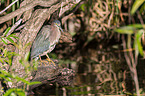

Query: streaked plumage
[31,20,63,60]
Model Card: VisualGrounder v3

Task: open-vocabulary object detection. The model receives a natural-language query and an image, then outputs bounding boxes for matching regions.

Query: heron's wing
[31,25,51,59]
[36,25,51,42]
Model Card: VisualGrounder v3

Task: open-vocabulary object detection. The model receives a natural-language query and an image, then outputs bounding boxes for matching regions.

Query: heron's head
[53,20,64,32]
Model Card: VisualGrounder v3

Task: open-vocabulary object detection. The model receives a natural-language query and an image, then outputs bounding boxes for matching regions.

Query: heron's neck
[49,25,61,45]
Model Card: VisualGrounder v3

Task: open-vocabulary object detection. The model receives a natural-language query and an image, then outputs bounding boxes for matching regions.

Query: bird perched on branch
[31,20,63,65]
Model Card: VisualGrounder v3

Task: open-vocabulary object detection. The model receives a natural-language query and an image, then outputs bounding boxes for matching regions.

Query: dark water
[31,43,145,96]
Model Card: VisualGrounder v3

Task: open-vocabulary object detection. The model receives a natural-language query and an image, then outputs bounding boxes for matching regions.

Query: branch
[6,0,80,89]
[0,0,18,15]
[10,4,63,89]
[0,0,59,24]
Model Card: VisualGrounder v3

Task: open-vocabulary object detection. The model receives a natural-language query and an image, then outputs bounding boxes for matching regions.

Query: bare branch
[0,0,18,15]
[7,19,22,36]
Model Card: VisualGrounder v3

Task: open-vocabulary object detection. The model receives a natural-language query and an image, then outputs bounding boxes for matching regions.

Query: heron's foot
[39,60,48,66]
[38,55,47,66]
[46,58,56,66]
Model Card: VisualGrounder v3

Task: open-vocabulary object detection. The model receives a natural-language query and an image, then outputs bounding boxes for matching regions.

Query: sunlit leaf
[136,30,144,56]
[131,0,145,15]
[29,81,41,85]
[1,38,8,44]
[24,52,30,61]
[8,33,19,39]
[6,37,14,43]
[4,88,25,96]
[0,74,6,78]
[0,70,13,82]
[4,89,15,96]
[14,76,30,85]
[4,27,11,36]
[4,59,9,64]
[134,38,139,58]
[10,35,19,39]
[14,89,25,96]
[128,24,145,29]
[134,29,144,57]
[140,3,145,13]
[115,26,134,34]
[115,24,145,34]
[16,91,25,96]
[4,49,8,57]
[0,58,4,63]
[80,4,86,11]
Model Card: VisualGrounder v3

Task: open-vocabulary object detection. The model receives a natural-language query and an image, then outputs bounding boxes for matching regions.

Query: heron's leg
[39,55,47,66]
[46,54,55,66]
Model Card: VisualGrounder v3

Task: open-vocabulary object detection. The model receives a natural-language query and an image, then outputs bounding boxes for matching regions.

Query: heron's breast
[49,27,61,46]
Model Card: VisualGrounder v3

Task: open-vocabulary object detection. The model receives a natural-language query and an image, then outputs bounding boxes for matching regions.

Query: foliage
[114,0,145,96]
[0,27,41,95]
[131,0,145,15]
[115,24,144,56]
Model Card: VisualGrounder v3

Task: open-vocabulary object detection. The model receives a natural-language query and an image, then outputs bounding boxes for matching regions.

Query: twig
[137,11,144,25]
[122,35,140,96]
[60,0,84,19]
[1,19,22,37]
[122,35,133,73]
[15,24,25,31]
[7,19,22,36]
[0,0,18,15]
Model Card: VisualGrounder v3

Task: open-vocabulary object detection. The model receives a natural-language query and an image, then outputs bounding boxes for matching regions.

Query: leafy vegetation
[0,27,40,95]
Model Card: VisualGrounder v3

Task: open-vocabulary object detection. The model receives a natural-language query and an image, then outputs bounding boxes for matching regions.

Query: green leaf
[0,58,4,63]
[4,88,25,96]
[131,0,145,15]
[14,76,30,85]
[0,71,13,82]
[80,4,86,11]
[134,29,144,56]
[115,24,145,34]
[4,89,15,96]
[115,26,134,34]
[3,27,11,36]
[10,35,19,39]
[140,3,145,13]
[29,81,41,85]
[1,0,5,4]
[0,70,10,76]
[14,89,25,96]
[8,34,19,39]
[16,91,25,96]
[3,49,8,57]
[6,37,14,43]
[128,24,145,29]
[136,30,144,56]
[24,52,30,61]
[1,38,8,44]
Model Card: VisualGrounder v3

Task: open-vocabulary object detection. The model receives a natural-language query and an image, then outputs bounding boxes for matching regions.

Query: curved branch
[0,0,58,24]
